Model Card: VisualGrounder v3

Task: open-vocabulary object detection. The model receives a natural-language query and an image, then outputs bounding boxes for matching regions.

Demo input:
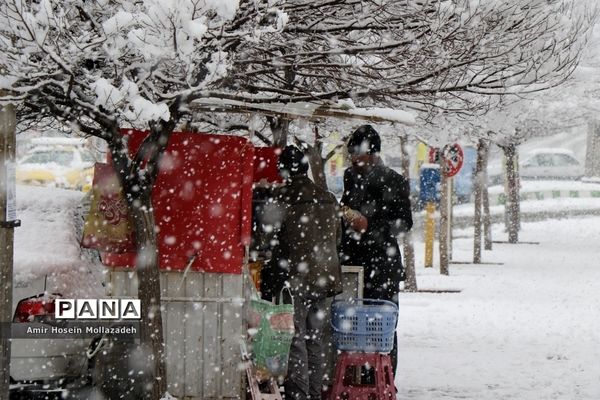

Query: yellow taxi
[17,145,95,191]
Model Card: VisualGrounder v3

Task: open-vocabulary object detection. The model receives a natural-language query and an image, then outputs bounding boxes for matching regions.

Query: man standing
[340,125,413,373]
[260,145,342,400]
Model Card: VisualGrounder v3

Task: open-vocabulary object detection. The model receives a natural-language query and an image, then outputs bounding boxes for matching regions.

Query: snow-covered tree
[0,0,596,397]
[192,0,597,146]
[0,1,285,398]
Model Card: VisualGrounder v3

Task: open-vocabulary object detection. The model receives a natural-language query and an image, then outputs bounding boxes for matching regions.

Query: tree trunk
[130,196,167,400]
[0,101,16,400]
[399,136,417,291]
[402,232,417,291]
[473,139,485,264]
[504,144,520,243]
[585,120,600,178]
[515,151,521,232]
[307,148,328,190]
[108,126,170,400]
[269,117,290,148]
[482,143,492,250]
[270,64,294,148]
[439,152,449,276]
[303,126,328,190]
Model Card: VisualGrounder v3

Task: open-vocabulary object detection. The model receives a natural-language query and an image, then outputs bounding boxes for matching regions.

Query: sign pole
[420,163,440,269]
[0,98,18,400]
[424,202,435,268]
[447,177,453,261]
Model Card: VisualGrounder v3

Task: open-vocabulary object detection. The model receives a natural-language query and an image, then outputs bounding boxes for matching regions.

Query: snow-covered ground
[449,180,600,222]
[487,179,600,195]
[13,183,600,399]
[453,197,600,219]
[398,217,600,400]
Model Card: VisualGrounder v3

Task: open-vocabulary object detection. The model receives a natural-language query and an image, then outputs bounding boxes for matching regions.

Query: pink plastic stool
[329,352,396,400]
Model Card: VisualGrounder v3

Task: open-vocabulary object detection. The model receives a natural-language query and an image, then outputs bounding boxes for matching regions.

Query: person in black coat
[340,124,413,373]
[260,145,342,400]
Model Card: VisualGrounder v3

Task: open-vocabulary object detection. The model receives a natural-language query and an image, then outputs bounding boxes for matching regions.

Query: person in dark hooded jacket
[260,145,342,400]
[340,124,413,374]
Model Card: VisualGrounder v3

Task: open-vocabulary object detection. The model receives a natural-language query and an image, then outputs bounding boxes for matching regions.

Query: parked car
[10,292,91,381]
[487,148,583,185]
[9,185,105,396]
[9,291,103,400]
[520,148,583,180]
[16,144,95,191]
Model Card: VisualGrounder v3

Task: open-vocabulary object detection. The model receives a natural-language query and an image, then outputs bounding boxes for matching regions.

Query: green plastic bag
[249,288,295,381]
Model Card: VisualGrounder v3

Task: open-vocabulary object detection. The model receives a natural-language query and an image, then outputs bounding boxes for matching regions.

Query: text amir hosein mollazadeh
[26,325,137,335]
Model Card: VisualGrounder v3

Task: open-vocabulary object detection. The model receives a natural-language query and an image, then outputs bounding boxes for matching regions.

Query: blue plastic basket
[331,298,398,353]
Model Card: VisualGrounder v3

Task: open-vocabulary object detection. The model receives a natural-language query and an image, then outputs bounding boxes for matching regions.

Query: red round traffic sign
[428,144,464,177]
[443,144,464,177]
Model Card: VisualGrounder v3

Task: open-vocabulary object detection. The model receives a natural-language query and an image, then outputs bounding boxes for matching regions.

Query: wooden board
[108,269,244,399]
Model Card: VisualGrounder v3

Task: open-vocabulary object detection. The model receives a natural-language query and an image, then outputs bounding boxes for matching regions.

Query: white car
[10,185,104,396]
[487,148,583,184]
[520,148,583,180]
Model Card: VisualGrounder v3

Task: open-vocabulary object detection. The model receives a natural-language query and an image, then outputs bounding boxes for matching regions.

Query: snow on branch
[190,97,417,125]
[0,0,596,134]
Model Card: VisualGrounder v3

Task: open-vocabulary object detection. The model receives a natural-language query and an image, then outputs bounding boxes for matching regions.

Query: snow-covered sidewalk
[397,217,600,399]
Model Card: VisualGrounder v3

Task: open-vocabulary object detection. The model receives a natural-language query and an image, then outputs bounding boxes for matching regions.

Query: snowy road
[397,218,600,399]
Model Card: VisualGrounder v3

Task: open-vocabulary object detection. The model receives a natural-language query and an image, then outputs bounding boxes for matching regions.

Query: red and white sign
[443,144,464,177]
[428,144,464,177]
